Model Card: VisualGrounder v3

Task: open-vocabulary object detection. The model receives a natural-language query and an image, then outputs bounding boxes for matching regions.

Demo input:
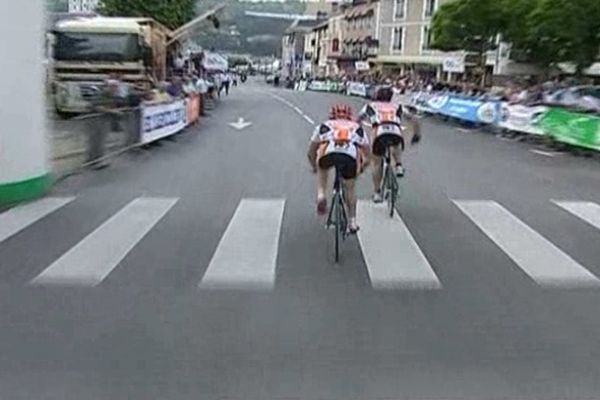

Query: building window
[424,0,437,18]
[392,27,404,52]
[422,26,433,51]
[332,38,340,52]
[394,0,406,19]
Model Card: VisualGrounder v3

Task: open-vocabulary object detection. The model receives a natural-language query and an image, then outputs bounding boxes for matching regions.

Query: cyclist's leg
[316,152,332,215]
[371,134,385,202]
[340,155,359,232]
[391,144,405,176]
[371,153,383,200]
[343,178,358,232]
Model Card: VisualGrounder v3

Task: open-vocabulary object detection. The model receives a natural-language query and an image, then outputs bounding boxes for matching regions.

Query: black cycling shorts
[318,152,358,180]
[372,133,404,157]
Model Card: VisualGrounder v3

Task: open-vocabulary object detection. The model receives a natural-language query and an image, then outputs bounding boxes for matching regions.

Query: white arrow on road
[229,117,253,130]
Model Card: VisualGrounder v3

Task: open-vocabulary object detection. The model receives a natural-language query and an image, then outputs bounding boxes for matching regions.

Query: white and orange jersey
[310,119,369,159]
[359,102,403,137]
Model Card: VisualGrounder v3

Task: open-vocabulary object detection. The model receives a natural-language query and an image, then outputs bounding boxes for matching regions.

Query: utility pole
[0,1,50,206]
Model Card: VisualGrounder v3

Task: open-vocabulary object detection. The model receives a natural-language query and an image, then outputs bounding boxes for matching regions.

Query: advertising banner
[308,80,329,91]
[355,61,370,71]
[141,100,187,144]
[347,82,367,97]
[427,95,499,124]
[186,95,200,125]
[443,57,465,73]
[202,52,229,72]
[538,108,600,151]
[497,103,548,135]
[410,92,436,113]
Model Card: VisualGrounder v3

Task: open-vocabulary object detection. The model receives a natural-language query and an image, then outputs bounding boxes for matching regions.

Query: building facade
[281,20,322,79]
[338,0,379,73]
[374,0,456,77]
[68,0,99,13]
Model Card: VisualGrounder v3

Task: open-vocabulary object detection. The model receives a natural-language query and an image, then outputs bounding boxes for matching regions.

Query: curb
[0,174,53,208]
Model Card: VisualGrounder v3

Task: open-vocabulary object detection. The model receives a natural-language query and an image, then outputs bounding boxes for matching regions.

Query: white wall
[0,0,48,184]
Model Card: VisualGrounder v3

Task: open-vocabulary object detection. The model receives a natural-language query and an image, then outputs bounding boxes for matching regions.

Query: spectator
[167,76,183,98]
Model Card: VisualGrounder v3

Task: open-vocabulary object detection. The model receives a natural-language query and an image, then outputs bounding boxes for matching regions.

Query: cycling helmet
[329,103,353,120]
[374,86,394,102]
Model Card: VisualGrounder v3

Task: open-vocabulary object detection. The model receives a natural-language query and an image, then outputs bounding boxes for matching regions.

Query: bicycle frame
[326,166,348,262]
[381,145,400,218]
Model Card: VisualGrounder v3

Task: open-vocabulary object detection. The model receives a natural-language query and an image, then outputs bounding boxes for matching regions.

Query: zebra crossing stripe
[0,197,75,243]
[454,200,600,288]
[199,199,285,290]
[30,198,177,287]
[357,201,441,290]
[553,201,600,231]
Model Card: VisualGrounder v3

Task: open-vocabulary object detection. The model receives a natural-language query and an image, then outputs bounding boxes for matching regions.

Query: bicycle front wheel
[386,166,398,218]
[333,195,341,263]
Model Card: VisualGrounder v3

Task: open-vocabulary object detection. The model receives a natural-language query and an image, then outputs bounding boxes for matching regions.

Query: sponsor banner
[443,57,465,73]
[202,52,229,72]
[186,94,200,125]
[410,92,436,113]
[308,80,342,92]
[427,95,499,124]
[355,61,370,71]
[141,100,187,144]
[347,82,367,97]
[538,108,600,151]
[497,103,547,135]
[308,80,329,92]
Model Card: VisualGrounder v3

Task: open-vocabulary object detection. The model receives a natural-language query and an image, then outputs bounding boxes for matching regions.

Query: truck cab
[52,17,171,114]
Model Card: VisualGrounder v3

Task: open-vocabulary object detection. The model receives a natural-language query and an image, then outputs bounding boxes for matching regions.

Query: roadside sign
[442,57,465,73]
[355,61,370,71]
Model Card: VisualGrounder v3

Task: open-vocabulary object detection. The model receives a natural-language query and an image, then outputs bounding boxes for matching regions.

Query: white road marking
[454,200,600,288]
[199,199,285,290]
[269,94,315,126]
[530,149,561,157]
[356,201,441,290]
[0,197,75,243]
[30,198,177,286]
[457,127,477,133]
[553,201,600,231]
[303,115,315,124]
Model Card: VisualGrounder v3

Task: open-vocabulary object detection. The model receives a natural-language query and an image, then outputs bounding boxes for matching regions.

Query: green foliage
[98,0,196,29]
[525,0,600,74]
[431,0,506,53]
[432,0,600,74]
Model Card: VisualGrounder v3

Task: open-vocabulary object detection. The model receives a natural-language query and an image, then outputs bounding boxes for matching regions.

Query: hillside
[195,0,306,56]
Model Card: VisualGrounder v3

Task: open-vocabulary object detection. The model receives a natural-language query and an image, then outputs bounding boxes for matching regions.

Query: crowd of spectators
[294,72,600,113]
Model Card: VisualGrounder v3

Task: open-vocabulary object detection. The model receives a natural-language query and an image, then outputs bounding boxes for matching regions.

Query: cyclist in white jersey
[359,86,420,203]
[307,104,370,233]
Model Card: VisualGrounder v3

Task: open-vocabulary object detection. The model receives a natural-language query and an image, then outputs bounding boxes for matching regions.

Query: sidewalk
[48,113,128,175]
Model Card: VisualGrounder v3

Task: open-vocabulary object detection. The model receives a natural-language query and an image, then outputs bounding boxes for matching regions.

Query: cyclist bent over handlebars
[358,85,422,203]
[307,104,370,234]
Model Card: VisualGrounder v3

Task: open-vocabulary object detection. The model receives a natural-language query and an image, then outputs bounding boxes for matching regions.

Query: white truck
[52,17,172,114]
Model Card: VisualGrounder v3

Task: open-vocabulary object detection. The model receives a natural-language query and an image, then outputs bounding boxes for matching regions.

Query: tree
[525,0,600,75]
[431,0,507,53]
[431,0,507,84]
[98,0,196,29]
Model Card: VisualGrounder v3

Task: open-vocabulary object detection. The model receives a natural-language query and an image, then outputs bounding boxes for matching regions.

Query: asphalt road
[2,78,600,399]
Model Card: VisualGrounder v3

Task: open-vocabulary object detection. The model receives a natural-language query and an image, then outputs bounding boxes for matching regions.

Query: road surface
[2,78,600,399]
